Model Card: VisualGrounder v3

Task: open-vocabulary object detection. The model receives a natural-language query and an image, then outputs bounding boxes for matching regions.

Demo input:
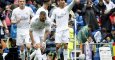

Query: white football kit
[51,1,75,43]
[30,16,51,44]
[11,6,34,46]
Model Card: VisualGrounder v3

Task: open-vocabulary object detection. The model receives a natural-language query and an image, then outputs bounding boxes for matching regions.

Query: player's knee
[26,43,31,50]
[64,43,68,49]
[36,43,41,48]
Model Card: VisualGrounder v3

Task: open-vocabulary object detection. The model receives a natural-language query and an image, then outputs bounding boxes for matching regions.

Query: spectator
[35,0,44,6]
[96,0,106,17]
[104,0,115,14]
[94,29,102,43]
[33,1,40,9]
[3,5,12,35]
[102,33,112,43]
[82,0,99,30]
[72,0,84,30]
[101,8,113,32]
[5,48,20,60]
[72,0,84,15]
[26,0,37,13]
[77,25,93,43]
[96,0,106,30]
[109,8,115,29]
[84,35,94,60]
[68,21,74,59]
[101,28,108,40]
[14,0,19,7]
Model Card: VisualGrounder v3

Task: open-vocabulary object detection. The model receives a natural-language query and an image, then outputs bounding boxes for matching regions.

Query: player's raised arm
[66,0,79,12]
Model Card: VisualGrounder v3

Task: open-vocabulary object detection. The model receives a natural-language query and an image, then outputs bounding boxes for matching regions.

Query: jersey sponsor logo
[34,23,45,29]
[17,12,29,20]
[20,15,28,20]
[57,13,66,19]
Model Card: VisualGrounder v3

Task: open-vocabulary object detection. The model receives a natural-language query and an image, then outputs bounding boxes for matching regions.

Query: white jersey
[11,6,34,29]
[0,20,3,26]
[30,16,51,33]
[36,6,49,18]
[51,0,75,32]
[52,7,69,32]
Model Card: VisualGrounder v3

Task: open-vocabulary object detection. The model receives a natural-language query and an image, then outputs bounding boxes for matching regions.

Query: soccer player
[34,0,51,59]
[11,0,34,59]
[36,0,51,18]
[29,11,51,60]
[51,0,79,60]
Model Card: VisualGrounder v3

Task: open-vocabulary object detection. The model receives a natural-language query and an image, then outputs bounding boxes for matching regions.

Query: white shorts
[32,31,44,44]
[16,29,31,46]
[55,29,70,43]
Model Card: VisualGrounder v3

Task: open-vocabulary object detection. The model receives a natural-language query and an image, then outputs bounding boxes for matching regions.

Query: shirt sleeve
[36,8,40,16]
[65,0,75,12]
[45,21,51,32]
[11,9,16,22]
[29,7,35,17]
[29,17,36,31]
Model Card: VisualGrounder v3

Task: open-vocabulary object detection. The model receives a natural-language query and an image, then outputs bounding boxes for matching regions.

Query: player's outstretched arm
[66,0,79,12]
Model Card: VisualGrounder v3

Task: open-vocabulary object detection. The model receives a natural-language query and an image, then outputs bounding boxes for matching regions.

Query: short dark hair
[40,11,46,15]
